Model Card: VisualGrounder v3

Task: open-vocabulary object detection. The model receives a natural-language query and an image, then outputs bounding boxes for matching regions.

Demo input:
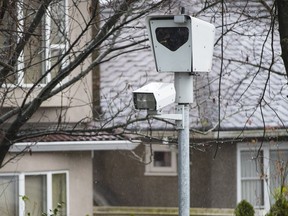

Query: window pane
[242,180,264,206]
[52,173,67,216]
[5,72,17,84]
[50,49,62,79]
[241,151,263,178]
[50,1,66,45]
[269,150,288,203]
[0,176,18,216]
[153,151,172,167]
[22,0,45,84]
[25,175,47,216]
[0,2,17,84]
[23,33,44,84]
[240,151,264,207]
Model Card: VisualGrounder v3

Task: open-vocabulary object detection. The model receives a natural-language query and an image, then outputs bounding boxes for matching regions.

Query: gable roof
[99,0,288,131]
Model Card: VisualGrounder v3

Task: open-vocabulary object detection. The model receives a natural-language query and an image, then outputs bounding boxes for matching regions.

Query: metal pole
[174,72,192,216]
[178,104,190,216]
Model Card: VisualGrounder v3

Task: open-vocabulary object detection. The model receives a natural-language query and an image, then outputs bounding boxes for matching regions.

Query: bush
[266,197,288,216]
[235,200,255,216]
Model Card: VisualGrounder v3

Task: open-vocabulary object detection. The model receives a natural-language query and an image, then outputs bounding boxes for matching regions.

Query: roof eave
[9,140,141,153]
[145,128,288,140]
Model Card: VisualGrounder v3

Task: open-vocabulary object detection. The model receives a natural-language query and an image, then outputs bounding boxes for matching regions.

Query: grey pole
[178,104,190,216]
[174,73,192,216]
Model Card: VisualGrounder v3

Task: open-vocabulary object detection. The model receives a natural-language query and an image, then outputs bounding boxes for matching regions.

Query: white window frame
[0,171,69,216]
[237,142,288,213]
[16,0,68,87]
[145,144,178,176]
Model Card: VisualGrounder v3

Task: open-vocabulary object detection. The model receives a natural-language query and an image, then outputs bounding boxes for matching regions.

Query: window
[240,150,265,208]
[145,144,177,176]
[0,172,68,216]
[269,150,288,204]
[4,0,67,86]
[238,144,288,212]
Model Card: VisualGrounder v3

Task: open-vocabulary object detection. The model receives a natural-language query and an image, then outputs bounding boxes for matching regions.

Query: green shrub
[235,200,255,216]
[266,197,288,216]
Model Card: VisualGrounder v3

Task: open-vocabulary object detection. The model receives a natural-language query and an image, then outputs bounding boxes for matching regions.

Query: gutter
[148,128,288,140]
[191,128,288,140]
[9,140,141,152]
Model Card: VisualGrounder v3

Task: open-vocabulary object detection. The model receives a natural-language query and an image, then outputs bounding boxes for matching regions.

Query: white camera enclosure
[146,15,215,73]
[133,82,175,111]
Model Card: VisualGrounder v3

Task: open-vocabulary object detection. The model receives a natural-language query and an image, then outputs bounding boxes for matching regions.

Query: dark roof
[17,131,126,143]
[10,131,139,152]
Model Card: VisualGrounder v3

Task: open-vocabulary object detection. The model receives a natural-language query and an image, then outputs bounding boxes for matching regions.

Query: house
[0,0,285,215]
[0,132,137,216]
[0,0,140,216]
[94,0,288,214]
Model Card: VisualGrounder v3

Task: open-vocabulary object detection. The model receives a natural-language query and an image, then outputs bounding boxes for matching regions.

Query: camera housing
[146,15,215,73]
[133,82,175,111]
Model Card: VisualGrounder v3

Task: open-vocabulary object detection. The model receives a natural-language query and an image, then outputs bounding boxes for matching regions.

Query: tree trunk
[276,0,288,77]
